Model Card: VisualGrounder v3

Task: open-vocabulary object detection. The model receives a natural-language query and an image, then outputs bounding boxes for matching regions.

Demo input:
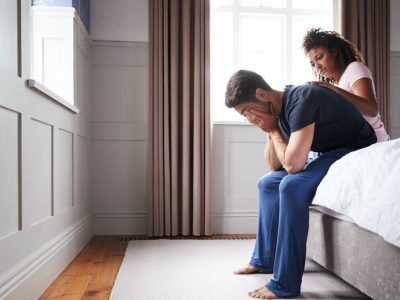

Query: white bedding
[312,138,400,247]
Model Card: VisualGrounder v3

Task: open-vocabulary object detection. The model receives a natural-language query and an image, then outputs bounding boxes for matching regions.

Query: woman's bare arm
[313,78,378,117]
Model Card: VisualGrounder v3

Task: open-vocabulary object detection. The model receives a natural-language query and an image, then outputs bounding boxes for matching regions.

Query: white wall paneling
[0,106,21,239]
[92,141,147,209]
[390,52,400,139]
[76,135,88,207]
[91,41,148,235]
[391,0,400,51]
[94,212,147,235]
[389,0,400,137]
[1,4,399,300]
[0,215,93,300]
[31,7,75,105]
[28,118,54,226]
[0,5,93,299]
[0,0,18,74]
[90,0,148,42]
[76,20,90,124]
[92,66,146,122]
[212,124,270,233]
[57,129,74,213]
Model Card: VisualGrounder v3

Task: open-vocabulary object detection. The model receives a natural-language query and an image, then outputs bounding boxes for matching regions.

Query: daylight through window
[210,0,335,122]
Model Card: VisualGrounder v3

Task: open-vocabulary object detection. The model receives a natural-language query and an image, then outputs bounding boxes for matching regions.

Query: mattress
[309,204,353,223]
[312,138,400,247]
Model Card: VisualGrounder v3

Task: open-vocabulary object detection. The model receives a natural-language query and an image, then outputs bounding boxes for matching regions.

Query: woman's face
[307,47,343,81]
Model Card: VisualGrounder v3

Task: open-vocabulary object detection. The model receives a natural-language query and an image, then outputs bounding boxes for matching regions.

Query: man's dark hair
[302,28,364,83]
[225,70,272,108]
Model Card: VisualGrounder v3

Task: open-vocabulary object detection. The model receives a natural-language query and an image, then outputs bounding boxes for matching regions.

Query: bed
[307,138,400,300]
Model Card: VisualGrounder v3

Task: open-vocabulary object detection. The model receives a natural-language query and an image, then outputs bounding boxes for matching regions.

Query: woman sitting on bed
[302,28,390,143]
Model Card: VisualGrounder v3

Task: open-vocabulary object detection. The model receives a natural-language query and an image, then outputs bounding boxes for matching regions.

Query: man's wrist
[269,129,281,139]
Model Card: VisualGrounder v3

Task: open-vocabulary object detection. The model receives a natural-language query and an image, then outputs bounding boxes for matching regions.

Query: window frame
[210,0,339,123]
[24,4,80,114]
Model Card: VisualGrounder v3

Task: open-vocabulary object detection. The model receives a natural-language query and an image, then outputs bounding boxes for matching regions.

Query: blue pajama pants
[249,147,353,298]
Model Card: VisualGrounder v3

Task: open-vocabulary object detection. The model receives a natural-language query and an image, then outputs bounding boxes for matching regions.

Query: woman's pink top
[338,62,390,143]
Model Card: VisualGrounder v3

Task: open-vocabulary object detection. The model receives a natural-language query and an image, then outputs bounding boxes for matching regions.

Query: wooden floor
[39,236,129,300]
[39,234,256,299]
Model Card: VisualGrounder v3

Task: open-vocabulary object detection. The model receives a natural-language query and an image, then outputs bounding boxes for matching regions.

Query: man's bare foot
[248,286,278,299]
[234,264,260,274]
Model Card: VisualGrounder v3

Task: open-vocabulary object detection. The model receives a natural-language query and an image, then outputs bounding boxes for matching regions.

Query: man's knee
[258,171,281,192]
[279,175,300,196]
[278,175,314,208]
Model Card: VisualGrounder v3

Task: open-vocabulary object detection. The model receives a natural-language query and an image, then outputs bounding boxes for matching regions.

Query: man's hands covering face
[244,109,279,133]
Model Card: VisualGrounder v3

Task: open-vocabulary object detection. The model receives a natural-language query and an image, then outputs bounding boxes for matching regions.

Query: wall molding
[91,122,147,141]
[91,40,148,48]
[0,214,94,299]
[94,212,147,235]
[27,80,79,114]
[95,212,147,219]
[213,211,258,218]
[94,211,258,235]
[93,211,258,235]
[390,52,400,139]
[213,211,257,234]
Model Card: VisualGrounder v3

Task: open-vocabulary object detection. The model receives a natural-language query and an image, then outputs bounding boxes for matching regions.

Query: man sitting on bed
[225,70,376,299]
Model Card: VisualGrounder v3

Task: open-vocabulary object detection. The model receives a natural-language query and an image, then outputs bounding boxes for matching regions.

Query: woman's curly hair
[301,28,364,83]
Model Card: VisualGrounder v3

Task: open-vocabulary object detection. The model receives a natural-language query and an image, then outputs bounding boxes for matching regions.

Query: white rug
[110,239,369,300]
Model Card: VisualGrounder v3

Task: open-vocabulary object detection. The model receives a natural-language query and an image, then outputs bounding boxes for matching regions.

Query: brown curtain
[340,0,390,131]
[148,0,212,236]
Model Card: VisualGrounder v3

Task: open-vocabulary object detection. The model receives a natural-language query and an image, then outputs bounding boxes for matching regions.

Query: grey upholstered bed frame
[307,208,400,300]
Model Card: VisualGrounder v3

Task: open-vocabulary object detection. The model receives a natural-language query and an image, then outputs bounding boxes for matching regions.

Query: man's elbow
[284,162,305,174]
[268,161,283,172]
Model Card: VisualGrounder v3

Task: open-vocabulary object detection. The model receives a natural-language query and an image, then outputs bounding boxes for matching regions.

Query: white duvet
[312,138,400,247]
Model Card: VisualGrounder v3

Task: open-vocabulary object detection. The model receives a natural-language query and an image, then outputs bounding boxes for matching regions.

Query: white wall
[31,7,75,105]
[390,0,400,138]
[0,0,18,74]
[213,2,400,232]
[90,0,148,42]
[212,124,269,233]
[391,0,400,51]
[0,1,93,299]
[87,0,400,235]
[390,52,400,138]
[91,41,148,234]
[90,0,149,234]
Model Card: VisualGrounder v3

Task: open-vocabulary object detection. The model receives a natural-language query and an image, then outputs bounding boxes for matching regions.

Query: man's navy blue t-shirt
[278,84,377,153]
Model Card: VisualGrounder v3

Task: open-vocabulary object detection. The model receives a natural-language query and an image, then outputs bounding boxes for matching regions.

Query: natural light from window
[210,0,335,122]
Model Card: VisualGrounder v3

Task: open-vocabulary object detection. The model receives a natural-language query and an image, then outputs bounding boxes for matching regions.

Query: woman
[302,28,390,142]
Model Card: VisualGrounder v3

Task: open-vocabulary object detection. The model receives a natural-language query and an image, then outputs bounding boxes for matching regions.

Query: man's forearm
[269,130,289,169]
[269,123,314,174]
[264,134,283,171]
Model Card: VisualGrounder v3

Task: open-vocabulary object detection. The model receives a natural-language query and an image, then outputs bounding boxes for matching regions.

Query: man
[225,70,376,299]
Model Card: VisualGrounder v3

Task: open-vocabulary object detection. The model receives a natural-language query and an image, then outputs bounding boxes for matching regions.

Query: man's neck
[269,90,283,117]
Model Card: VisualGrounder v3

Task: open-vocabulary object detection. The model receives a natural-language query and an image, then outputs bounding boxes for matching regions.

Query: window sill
[213,121,253,126]
[27,79,79,114]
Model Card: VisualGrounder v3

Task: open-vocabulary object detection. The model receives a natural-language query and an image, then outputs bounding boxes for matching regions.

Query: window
[30,6,76,106]
[210,0,336,122]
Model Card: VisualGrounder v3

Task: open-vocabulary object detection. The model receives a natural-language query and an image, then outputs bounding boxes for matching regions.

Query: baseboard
[0,214,94,300]
[212,211,257,234]
[94,212,147,235]
[390,128,400,139]
[391,51,400,57]
[94,211,257,235]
